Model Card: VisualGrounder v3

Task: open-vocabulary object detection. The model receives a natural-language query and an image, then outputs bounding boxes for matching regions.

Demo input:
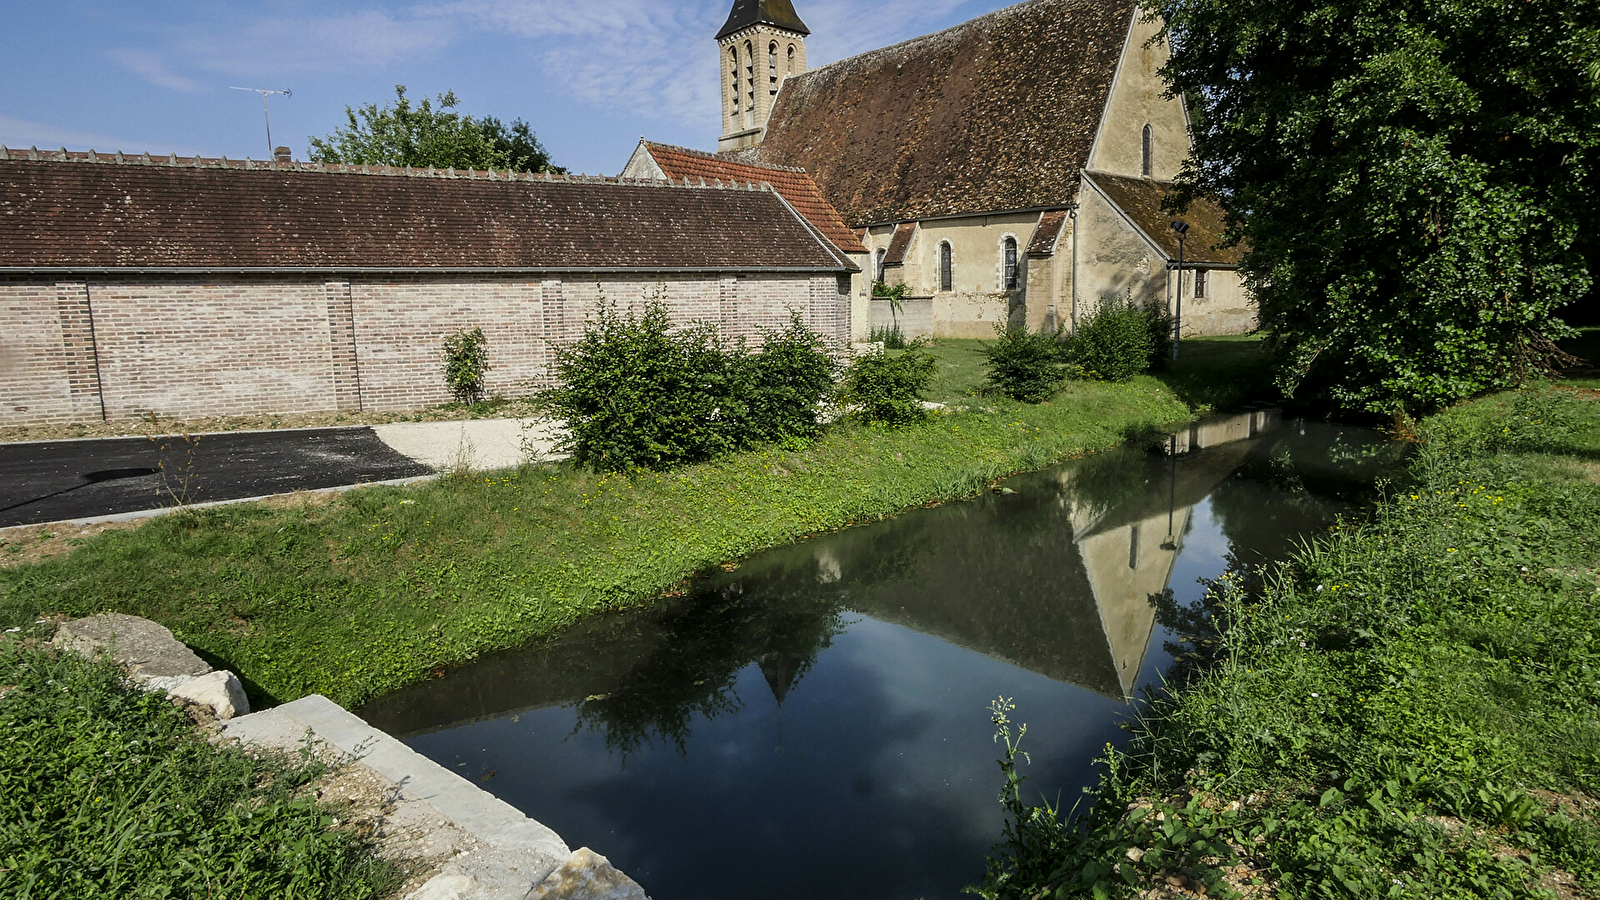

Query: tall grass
[976,385,1600,899]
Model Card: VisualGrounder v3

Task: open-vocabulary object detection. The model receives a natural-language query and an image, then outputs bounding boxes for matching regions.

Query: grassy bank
[0,338,1265,708]
[979,384,1600,899]
[0,638,394,898]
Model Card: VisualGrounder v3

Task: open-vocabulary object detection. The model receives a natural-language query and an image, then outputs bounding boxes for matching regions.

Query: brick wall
[0,271,849,427]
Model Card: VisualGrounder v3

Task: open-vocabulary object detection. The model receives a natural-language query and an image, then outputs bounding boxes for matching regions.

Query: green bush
[542,296,837,470]
[0,642,392,899]
[734,313,840,445]
[442,326,491,403]
[1065,297,1169,382]
[840,345,938,426]
[981,324,1069,402]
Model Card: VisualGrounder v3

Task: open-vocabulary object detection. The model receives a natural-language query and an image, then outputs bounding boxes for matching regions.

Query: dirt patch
[1561,460,1600,484]
[0,521,142,568]
[0,399,543,445]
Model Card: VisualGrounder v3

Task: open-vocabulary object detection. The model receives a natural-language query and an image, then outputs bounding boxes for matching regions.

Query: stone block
[52,614,211,680]
[164,670,250,720]
[529,848,650,900]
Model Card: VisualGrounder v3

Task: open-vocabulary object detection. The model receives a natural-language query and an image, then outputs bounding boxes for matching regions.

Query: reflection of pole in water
[1165,433,1179,547]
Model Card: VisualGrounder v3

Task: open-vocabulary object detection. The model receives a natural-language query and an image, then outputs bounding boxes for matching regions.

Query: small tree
[734,312,841,445]
[442,327,490,404]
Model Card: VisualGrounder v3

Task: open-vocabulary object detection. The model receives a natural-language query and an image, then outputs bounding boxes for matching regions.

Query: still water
[359,413,1402,900]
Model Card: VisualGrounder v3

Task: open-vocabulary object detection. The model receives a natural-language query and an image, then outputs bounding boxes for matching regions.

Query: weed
[442,327,490,404]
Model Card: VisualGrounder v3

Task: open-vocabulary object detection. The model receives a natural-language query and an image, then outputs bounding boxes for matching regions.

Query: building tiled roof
[1026,211,1070,258]
[883,223,917,267]
[753,0,1136,226]
[0,152,850,272]
[1085,172,1242,266]
[639,141,866,255]
[717,0,810,39]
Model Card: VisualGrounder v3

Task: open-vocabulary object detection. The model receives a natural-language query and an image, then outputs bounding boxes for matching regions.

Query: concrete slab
[374,419,567,472]
[222,695,580,900]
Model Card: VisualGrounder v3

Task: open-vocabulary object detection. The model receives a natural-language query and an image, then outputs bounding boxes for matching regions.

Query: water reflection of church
[365,411,1367,745]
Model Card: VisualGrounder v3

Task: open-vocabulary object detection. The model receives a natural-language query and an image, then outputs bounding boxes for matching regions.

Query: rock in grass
[529,848,650,900]
[51,613,211,680]
[160,670,250,719]
[51,614,250,719]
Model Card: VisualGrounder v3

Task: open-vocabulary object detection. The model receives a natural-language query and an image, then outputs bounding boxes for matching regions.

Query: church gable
[754,0,1136,226]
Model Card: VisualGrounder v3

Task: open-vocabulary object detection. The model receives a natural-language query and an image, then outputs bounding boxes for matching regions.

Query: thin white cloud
[99,1,1004,134]
[0,115,154,154]
[106,49,207,94]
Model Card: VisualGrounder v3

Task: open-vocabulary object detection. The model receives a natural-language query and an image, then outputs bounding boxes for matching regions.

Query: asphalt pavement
[0,427,433,528]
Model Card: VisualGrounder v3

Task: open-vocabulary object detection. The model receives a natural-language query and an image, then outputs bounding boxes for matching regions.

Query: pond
[359,412,1403,900]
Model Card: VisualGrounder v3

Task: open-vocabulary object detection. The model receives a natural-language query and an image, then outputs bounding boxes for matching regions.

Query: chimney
[273,146,292,164]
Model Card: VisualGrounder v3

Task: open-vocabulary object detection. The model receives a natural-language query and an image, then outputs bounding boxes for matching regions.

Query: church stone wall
[0,271,848,427]
[1087,13,1190,180]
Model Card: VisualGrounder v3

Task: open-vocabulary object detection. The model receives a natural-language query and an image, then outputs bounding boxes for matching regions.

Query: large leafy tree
[309,85,563,174]
[1150,0,1600,415]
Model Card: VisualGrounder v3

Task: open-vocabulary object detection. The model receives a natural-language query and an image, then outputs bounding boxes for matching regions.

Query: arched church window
[939,242,953,292]
[875,248,888,283]
[730,48,741,115]
[769,43,778,81]
[1142,124,1153,177]
[1003,238,1019,291]
[787,45,796,74]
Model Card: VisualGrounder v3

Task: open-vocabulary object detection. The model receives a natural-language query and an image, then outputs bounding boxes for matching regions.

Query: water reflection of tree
[571,575,849,758]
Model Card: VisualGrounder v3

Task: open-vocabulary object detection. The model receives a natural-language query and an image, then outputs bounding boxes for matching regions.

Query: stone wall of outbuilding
[0,272,850,427]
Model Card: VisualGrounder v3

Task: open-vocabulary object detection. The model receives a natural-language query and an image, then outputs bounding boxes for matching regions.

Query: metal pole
[262,94,273,158]
[1174,233,1185,361]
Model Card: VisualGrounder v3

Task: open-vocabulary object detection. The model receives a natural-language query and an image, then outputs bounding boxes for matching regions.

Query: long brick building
[0,150,855,427]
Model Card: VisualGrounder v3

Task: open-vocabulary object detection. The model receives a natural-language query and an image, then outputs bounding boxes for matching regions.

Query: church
[625,0,1253,341]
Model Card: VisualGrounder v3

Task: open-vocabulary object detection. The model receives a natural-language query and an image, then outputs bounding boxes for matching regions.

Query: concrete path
[373,418,565,472]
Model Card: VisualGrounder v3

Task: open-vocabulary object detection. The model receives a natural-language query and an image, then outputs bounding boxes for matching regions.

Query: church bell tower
[717,0,809,153]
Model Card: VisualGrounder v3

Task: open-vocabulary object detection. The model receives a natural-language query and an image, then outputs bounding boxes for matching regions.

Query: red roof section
[640,142,867,255]
[1027,211,1070,258]
[883,223,917,267]
[0,153,850,272]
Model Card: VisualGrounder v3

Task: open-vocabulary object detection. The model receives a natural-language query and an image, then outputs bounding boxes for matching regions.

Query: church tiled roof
[753,0,1136,226]
[638,141,866,255]
[0,153,850,272]
[1085,172,1243,266]
[717,0,810,39]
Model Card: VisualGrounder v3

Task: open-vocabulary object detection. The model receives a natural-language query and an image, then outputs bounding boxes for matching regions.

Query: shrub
[840,344,937,427]
[868,323,909,349]
[542,297,736,471]
[981,324,1069,402]
[734,313,840,445]
[542,297,838,470]
[442,327,491,403]
[1064,296,1168,382]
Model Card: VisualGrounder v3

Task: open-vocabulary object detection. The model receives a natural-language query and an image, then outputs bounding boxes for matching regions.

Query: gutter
[0,265,856,276]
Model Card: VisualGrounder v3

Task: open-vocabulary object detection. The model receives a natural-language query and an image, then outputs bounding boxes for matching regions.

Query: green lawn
[917,335,1271,411]
[978,383,1600,899]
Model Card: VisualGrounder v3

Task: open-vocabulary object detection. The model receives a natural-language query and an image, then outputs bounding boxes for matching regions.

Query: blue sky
[1,0,1018,175]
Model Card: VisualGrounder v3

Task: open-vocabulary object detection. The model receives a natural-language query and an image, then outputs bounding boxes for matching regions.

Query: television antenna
[230,87,292,158]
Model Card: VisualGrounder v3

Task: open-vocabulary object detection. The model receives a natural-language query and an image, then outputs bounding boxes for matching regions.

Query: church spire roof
[717,0,810,40]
